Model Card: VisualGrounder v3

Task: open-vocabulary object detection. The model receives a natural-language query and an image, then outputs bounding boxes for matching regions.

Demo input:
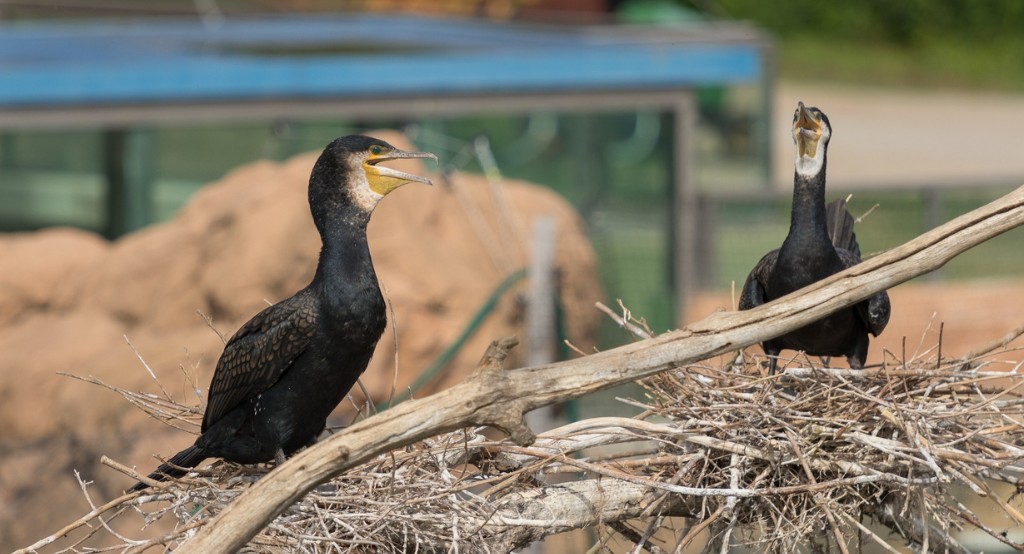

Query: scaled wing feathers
[201,295,318,432]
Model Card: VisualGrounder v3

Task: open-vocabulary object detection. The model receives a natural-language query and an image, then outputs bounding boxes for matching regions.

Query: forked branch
[177,184,1024,553]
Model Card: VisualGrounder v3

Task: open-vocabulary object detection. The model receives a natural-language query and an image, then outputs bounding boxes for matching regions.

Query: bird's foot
[274,449,286,465]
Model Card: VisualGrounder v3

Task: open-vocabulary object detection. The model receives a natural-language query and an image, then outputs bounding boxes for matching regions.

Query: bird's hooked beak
[364,148,439,196]
[793,101,823,159]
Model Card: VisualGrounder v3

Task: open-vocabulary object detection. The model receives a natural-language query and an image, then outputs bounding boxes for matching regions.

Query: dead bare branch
[177,184,1024,553]
[18,185,1024,554]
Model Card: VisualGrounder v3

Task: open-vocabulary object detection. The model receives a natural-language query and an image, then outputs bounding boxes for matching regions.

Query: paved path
[772,81,1024,189]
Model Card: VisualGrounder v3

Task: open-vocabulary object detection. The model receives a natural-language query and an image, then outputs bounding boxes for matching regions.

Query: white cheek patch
[349,169,385,213]
[795,137,827,178]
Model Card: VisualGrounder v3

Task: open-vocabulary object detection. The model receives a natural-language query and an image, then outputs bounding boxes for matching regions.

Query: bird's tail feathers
[826,198,861,258]
[127,444,206,493]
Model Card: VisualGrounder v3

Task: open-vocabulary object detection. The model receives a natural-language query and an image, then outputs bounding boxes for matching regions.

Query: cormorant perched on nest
[739,102,890,375]
[129,135,437,492]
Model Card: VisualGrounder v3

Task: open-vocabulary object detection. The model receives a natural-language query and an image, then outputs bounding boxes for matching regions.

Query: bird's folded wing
[835,248,891,337]
[738,249,779,310]
[825,198,861,259]
[201,296,318,432]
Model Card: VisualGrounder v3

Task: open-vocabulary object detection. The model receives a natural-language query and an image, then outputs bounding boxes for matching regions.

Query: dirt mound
[0,131,604,551]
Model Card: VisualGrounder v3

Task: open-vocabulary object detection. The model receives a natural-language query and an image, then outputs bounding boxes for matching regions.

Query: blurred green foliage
[710,0,1024,45]
[666,0,1024,89]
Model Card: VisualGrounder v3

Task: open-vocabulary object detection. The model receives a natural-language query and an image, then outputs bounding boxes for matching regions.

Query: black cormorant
[129,135,437,491]
[739,102,890,375]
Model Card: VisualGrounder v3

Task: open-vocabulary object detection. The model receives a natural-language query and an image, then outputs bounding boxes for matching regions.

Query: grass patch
[779,35,1024,92]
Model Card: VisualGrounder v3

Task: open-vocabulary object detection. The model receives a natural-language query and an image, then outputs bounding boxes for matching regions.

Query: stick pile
[24,326,1024,553]
[635,342,1024,552]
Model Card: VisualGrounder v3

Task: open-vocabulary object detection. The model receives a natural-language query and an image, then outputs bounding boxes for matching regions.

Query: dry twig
[19,329,1024,554]
[16,184,1024,554]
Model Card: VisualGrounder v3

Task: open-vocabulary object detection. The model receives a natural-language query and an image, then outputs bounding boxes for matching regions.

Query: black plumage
[739,103,890,375]
[129,135,436,491]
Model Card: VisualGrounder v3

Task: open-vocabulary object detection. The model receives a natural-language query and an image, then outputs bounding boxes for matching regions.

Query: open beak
[794,101,822,158]
[365,149,438,195]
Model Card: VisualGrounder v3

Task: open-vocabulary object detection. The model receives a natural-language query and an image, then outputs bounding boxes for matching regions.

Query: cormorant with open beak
[739,103,890,375]
[130,135,437,491]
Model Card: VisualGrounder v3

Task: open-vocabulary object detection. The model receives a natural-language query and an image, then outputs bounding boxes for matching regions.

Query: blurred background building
[3,1,1022,339]
[2,1,1023,551]
[0,0,777,339]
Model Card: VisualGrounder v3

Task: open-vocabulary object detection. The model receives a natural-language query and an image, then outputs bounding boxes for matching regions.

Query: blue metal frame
[0,15,762,107]
[0,14,770,317]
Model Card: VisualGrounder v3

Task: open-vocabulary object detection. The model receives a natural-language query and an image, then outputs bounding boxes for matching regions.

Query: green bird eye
[369,145,383,155]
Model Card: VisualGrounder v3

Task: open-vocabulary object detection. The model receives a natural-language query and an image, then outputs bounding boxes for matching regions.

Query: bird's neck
[312,216,378,305]
[785,159,831,246]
